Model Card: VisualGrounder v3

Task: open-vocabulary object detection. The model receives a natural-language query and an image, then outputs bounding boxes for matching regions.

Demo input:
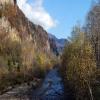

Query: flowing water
[32,68,65,100]
[0,68,73,100]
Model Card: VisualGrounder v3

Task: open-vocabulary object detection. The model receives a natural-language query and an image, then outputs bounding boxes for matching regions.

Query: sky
[17,0,92,39]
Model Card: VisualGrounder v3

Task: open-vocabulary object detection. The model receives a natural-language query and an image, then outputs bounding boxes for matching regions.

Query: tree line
[61,1,100,100]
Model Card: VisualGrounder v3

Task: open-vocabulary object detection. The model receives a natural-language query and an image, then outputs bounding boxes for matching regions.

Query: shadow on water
[0,67,74,100]
[28,67,75,100]
[29,68,65,100]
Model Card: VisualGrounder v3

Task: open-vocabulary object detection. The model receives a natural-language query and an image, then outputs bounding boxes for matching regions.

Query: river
[31,68,65,100]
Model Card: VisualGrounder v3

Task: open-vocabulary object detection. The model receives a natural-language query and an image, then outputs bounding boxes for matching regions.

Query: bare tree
[86,1,100,67]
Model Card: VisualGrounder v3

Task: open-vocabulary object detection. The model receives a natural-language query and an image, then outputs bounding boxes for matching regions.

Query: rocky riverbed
[0,68,65,100]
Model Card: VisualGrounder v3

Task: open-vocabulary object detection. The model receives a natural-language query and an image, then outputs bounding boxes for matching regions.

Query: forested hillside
[0,1,58,93]
[61,1,100,100]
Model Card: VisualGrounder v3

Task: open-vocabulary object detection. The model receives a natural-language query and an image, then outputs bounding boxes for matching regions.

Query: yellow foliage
[9,28,21,42]
[21,41,34,70]
[61,31,96,100]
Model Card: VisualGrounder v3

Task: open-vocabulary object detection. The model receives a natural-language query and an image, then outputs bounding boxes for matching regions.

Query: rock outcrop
[0,0,16,5]
[0,2,51,54]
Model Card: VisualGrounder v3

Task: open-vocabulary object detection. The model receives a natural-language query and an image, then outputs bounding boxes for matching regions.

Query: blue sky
[17,0,92,39]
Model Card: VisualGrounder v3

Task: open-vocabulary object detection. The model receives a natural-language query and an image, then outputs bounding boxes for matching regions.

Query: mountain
[0,1,68,93]
[49,34,68,55]
[0,0,61,92]
[49,34,58,55]
[0,2,51,54]
[0,1,66,58]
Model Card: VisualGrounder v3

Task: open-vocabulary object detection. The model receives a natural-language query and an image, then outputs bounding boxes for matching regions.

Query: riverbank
[0,67,78,100]
[30,68,65,100]
[0,78,42,100]
[0,68,65,100]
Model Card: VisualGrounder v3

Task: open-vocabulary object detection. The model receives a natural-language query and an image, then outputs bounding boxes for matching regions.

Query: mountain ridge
[0,1,67,56]
[49,33,68,54]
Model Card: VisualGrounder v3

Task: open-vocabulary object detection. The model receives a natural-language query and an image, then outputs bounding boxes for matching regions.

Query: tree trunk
[87,82,94,100]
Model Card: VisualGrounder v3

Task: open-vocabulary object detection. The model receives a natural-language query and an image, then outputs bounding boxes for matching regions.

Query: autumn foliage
[61,26,96,100]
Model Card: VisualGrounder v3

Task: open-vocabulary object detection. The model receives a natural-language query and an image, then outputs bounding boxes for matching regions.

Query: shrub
[61,30,96,100]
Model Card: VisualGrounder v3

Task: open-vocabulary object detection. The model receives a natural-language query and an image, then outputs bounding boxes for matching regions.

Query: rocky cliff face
[49,36,58,55]
[0,3,51,54]
[0,2,67,57]
[0,0,16,5]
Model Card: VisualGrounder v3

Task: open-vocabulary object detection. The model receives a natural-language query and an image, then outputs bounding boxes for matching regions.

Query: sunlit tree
[62,26,96,100]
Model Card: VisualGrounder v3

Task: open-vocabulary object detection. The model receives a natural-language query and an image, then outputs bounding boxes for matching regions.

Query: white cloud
[17,0,57,30]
